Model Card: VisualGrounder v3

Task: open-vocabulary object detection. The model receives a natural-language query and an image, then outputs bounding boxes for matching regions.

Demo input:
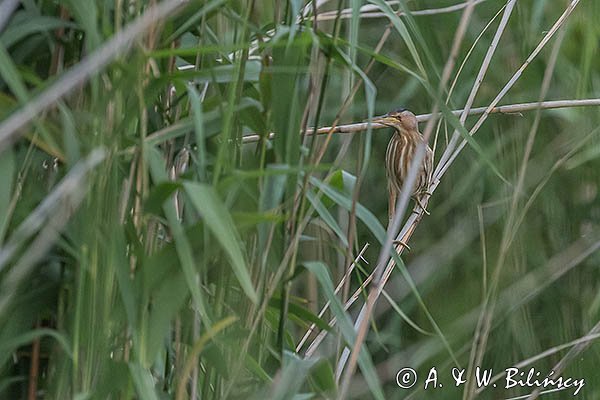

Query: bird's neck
[397,128,423,141]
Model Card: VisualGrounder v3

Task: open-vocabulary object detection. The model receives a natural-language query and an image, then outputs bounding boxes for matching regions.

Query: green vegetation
[1,0,599,399]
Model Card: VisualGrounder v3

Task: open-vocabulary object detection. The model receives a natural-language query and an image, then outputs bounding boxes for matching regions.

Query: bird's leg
[392,239,411,251]
[388,185,410,250]
[388,182,397,223]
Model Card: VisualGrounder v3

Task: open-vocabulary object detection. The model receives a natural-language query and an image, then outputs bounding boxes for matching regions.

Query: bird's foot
[393,239,411,251]
[414,197,430,215]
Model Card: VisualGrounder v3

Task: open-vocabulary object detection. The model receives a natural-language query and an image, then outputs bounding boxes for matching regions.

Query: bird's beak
[370,115,396,126]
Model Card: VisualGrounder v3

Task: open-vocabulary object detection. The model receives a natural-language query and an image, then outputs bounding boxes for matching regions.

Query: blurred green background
[0,0,599,399]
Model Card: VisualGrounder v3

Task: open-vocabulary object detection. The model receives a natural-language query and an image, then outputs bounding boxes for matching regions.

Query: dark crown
[387,107,407,116]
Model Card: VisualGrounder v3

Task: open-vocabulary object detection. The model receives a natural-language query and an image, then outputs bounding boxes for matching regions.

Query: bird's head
[373,108,418,133]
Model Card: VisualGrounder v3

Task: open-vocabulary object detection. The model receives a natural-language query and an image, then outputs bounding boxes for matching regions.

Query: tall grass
[1,0,599,399]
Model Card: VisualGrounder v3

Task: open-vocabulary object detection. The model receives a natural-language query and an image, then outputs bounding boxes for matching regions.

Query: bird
[373,108,433,223]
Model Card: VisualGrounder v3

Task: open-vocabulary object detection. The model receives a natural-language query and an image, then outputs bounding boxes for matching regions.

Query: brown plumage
[374,109,433,221]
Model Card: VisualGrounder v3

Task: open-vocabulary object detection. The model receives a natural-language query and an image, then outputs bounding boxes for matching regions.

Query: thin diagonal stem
[0,0,186,152]
[462,5,576,397]
[296,243,369,352]
[436,0,581,181]
[434,0,517,177]
[337,1,477,397]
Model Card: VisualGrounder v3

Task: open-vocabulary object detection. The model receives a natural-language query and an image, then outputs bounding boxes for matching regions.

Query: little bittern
[374,109,433,221]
